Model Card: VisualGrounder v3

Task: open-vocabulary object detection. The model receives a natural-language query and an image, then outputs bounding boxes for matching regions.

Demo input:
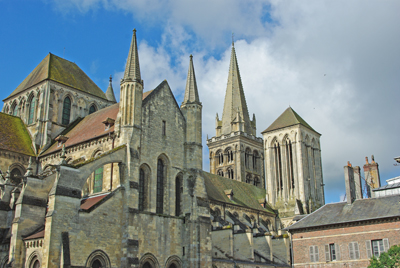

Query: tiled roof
[0,113,35,156]
[42,90,153,156]
[285,194,400,231]
[42,103,119,155]
[5,53,107,100]
[80,193,109,210]
[201,171,275,214]
[24,230,45,240]
[262,107,317,134]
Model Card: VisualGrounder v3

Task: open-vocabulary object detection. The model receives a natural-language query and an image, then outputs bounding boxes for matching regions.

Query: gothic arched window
[217,151,224,165]
[227,168,234,179]
[253,150,258,170]
[93,166,103,193]
[274,141,283,192]
[285,138,295,191]
[156,159,164,214]
[226,148,233,163]
[175,175,182,216]
[245,148,251,169]
[254,177,260,187]
[62,97,72,125]
[12,103,18,116]
[28,95,36,124]
[217,170,224,177]
[10,168,22,185]
[89,104,97,114]
[138,168,145,211]
[246,174,252,184]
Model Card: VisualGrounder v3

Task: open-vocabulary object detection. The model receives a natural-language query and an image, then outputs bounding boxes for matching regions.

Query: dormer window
[55,135,69,147]
[224,189,234,200]
[102,118,115,130]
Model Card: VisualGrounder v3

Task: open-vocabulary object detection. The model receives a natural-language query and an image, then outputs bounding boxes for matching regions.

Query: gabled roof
[42,91,153,156]
[5,53,107,100]
[262,107,318,134]
[0,113,35,156]
[201,171,275,214]
[285,194,400,231]
[42,103,119,156]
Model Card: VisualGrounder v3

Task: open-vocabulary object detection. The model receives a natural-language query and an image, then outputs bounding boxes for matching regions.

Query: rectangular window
[349,242,360,260]
[367,239,389,259]
[372,240,384,257]
[162,120,166,136]
[93,166,103,193]
[329,244,336,261]
[325,243,340,261]
[310,245,319,262]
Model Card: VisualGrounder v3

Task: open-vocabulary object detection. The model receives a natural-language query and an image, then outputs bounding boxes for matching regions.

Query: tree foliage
[368,245,400,268]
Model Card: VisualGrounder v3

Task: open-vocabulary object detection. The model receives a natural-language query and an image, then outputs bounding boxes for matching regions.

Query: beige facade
[0,30,290,268]
[262,108,324,222]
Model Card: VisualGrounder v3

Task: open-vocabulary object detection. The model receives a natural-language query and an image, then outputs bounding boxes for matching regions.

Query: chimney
[344,162,362,204]
[363,155,381,198]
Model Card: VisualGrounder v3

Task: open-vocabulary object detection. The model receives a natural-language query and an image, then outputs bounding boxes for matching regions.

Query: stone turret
[181,55,202,169]
[105,75,117,103]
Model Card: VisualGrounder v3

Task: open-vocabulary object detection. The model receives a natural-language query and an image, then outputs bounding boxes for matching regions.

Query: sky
[1,0,399,204]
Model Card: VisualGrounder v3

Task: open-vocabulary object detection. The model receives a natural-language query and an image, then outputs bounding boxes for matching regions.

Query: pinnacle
[123,29,141,82]
[182,54,200,104]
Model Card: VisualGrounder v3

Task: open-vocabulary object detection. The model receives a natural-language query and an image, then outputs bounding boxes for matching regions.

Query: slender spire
[220,44,252,135]
[182,54,200,104]
[123,29,141,82]
[105,75,117,103]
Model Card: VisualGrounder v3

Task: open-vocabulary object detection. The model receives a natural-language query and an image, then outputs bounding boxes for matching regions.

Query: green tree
[368,245,400,268]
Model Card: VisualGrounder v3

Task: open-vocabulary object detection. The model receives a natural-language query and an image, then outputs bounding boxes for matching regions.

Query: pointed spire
[123,29,141,82]
[105,75,117,103]
[220,43,252,135]
[182,54,200,104]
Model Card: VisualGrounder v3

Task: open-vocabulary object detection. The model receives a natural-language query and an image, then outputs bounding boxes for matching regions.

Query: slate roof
[0,113,35,156]
[262,107,318,134]
[42,90,153,156]
[374,182,400,191]
[5,53,107,100]
[201,171,275,214]
[285,194,400,231]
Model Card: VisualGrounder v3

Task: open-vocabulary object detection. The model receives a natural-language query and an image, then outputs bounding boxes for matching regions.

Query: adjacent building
[286,160,400,268]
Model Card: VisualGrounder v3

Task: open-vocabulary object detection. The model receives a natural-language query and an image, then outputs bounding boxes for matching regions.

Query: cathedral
[0,29,324,268]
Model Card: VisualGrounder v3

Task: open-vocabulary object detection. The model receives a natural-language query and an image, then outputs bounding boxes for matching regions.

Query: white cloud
[52,0,400,202]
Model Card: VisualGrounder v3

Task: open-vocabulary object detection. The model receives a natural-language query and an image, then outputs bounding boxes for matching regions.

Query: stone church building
[0,29,324,268]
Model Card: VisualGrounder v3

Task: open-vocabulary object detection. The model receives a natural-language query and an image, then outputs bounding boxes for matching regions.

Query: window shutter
[310,246,314,262]
[315,246,319,262]
[349,242,354,259]
[354,242,360,259]
[335,243,340,260]
[383,238,390,252]
[366,240,372,258]
[325,245,330,261]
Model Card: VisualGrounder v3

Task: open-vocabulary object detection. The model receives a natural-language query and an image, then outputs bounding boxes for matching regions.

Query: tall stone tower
[207,43,264,188]
[262,107,324,218]
[181,55,203,169]
[117,29,143,144]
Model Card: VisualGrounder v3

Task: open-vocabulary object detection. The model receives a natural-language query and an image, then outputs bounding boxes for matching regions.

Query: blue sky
[1,0,400,204]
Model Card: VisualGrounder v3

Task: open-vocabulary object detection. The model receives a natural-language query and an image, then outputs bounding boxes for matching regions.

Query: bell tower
[207,43,264,188]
